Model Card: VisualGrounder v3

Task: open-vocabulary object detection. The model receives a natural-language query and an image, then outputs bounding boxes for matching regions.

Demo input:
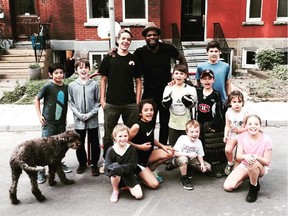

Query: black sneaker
[180,175,194,190]
[77,165,87,174]
[165,162,176,171]
[91,166,100,176]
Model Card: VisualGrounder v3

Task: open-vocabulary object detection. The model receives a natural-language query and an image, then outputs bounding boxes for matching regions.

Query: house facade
[0,0,287,73]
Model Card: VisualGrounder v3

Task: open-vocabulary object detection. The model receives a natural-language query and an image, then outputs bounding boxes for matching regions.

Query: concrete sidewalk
[0,100,288,132]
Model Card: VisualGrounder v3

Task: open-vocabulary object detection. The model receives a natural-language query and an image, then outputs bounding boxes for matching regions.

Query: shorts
[172,156,211,172]
[239,163,271,176]
[134,164,146,175]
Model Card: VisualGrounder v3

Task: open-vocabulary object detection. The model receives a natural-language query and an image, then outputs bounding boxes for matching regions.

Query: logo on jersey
[199,103,210,113]
[146,130,153,136]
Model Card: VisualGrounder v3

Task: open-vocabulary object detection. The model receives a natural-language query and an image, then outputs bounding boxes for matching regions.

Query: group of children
[34,41,272,204]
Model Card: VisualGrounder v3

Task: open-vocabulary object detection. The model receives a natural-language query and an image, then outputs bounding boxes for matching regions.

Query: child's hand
[223,136,228,143]
[39,115,46,126]
[140,142,152,151]
[201,164,206,172]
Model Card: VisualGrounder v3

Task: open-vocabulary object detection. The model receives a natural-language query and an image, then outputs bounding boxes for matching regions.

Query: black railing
[213,22,233,65]
[171,23,184,55]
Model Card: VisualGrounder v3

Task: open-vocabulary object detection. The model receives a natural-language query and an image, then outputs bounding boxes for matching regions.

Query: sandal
[110,191,119,203]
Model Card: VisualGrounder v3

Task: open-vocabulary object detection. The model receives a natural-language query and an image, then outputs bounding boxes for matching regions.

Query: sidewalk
[0,80,288,132]
[0,100,287,132]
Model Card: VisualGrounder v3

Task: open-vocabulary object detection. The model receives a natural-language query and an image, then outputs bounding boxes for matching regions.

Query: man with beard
[133,23,188,145]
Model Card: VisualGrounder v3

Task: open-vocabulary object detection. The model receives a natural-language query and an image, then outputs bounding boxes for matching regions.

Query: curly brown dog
[9,130,81,204]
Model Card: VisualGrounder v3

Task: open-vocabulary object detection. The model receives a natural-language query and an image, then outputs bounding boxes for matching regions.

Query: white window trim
[85,0,109,26]
[276,0,288,22]
[89,52,106,70]
[122,0,148,23]
[242,47,258,69]
[246,0,263,22]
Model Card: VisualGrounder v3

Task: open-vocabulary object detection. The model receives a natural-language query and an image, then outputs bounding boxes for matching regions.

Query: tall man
[133,23,188,145]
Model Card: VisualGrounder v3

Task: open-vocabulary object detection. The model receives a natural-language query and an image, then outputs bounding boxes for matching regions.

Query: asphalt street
[0,126,287,216]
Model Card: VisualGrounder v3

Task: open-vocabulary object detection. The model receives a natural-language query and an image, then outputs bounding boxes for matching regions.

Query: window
[277,0,288,21]
[86,0,109,26]
[123,0,148,22]
[16,0,37,15]
[89,52,106,70]
[242,48,258,69]
[246,0,262,22]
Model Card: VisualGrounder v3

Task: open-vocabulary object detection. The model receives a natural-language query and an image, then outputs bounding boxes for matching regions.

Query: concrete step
[0,61,44,67]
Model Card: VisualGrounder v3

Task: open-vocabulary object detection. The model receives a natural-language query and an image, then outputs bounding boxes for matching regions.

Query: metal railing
[213,22,233,65]
[171,23,184,55]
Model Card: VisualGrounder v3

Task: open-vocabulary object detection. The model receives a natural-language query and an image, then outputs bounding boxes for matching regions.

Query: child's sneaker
[62,162,72,173]
[37,170,46,184]
[153,170,163,183]
[180,175,194,190]
[224,163,234,176]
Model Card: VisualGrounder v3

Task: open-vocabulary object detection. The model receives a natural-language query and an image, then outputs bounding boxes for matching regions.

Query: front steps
[182,41,208,80]
[0,43,50,79]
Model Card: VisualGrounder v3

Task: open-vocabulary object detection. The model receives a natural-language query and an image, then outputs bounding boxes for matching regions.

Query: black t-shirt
[99,52,142,105]
[134,42,179,100]
[131,119,155,166]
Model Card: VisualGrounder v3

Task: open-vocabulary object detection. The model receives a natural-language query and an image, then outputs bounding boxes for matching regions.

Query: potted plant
[28,63,42,80]
[0,4,4,18]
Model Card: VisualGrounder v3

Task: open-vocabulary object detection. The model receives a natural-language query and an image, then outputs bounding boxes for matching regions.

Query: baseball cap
[141,23,161,37]
[200,69,214,78]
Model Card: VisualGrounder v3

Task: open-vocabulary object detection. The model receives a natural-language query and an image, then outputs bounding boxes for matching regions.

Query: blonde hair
[185,120,200,131]
[112,124,130,140]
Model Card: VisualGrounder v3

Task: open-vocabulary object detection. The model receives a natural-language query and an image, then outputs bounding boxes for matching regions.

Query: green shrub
[0,82,26,104]
[0,76,79,104]
[255,49,284,70]
[271,65,288,81]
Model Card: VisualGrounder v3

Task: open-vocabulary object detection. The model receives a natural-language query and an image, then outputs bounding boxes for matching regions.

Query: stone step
[0,61,44,67]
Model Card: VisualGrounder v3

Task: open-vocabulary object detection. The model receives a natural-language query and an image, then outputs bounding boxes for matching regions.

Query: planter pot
[28,67,42,80]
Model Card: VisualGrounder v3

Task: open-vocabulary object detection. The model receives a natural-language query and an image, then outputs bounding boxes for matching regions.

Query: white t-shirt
[173,135,205,157]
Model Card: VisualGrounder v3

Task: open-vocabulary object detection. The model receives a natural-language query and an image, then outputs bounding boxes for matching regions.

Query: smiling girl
[105,124,142,203]
[223,114,272,203]
[129,99,174,187]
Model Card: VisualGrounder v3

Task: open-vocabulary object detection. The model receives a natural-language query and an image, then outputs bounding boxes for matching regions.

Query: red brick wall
[39,0,75,40]
[207,0,288,39]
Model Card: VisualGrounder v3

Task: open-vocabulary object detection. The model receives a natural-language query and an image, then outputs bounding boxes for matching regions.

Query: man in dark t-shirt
[133,23,188,145]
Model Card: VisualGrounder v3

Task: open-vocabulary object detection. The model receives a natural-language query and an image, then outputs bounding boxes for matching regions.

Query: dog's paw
[63,179,75,185]
[36,194,46,202]
[48,180,57,186]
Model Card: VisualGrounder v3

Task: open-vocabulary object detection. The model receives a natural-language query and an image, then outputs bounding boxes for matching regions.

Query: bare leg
[137,167,159,189]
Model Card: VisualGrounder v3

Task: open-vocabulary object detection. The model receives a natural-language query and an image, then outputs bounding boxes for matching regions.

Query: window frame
[122,0,148,23]
[85,0,109,26]
[276,0,288,22]
[89,52,106,70]
[242,47,258,69]
[246,0,263,22]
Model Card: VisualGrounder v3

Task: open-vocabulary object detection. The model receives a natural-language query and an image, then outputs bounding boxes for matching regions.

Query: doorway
[181,0,205,41]
[10,0,39,41]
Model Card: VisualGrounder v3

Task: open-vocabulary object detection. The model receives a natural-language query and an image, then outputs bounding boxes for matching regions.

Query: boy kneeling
[172,120,211,190]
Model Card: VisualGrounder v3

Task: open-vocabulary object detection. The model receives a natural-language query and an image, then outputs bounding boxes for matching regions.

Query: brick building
[0,0,287,74]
